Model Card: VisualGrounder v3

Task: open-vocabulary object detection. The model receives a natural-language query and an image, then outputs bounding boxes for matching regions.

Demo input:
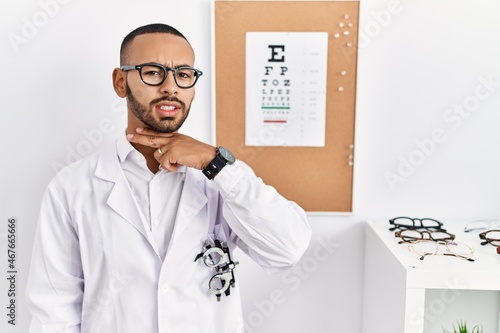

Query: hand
[127,127,216,172]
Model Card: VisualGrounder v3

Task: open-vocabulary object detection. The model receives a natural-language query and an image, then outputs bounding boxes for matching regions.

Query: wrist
[202,146,235,180]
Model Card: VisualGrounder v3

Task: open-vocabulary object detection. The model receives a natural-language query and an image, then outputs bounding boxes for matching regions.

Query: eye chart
[245,32,328,147]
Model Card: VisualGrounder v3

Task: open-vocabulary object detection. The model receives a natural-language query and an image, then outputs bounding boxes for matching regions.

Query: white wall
[1,0,499,332]
[354,0,500,220]
[355,0,500,331]
[354,0,500,332]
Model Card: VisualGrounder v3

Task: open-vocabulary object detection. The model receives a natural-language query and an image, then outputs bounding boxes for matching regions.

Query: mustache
[150,96,185,109]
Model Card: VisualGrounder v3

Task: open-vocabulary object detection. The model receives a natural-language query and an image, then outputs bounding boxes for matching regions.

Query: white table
[362,220,500,333]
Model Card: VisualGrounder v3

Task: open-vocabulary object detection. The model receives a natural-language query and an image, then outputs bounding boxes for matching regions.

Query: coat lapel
[94,143,159,258]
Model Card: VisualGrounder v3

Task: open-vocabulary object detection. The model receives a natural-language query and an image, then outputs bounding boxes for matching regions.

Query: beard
[126,83,191,133]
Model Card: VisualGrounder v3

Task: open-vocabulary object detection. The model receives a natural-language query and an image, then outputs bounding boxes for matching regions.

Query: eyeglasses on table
[477,230,500,255]
[407,240,475,262]
[464,220,500,233]
[479,230,500,246]
[389,216,446,232]
[394,229,455,244]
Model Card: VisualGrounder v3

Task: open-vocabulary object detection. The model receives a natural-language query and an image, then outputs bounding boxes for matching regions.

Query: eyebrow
[147,62,195,68]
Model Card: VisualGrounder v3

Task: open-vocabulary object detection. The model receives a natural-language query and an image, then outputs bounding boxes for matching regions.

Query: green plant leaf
[442,320,483,333]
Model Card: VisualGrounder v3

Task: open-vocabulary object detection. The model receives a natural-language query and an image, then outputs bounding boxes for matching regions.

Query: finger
[149,135,158,148]
[153,146,180,172]
[154,146,170,165]
[127,133,166,148]
[155,147,164,159]
[159,156,180,172]
[163,163,179,172]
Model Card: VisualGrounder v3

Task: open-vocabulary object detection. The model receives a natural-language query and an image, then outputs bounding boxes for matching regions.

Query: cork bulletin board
[214,0,359,212]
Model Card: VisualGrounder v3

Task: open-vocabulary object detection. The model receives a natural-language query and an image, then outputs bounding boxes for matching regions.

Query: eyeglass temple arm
[120,65,136,71]
[443,253,475,262]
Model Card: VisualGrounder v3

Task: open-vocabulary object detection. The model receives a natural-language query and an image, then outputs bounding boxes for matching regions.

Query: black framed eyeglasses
[389,216,445,232]
[120,62,203,89]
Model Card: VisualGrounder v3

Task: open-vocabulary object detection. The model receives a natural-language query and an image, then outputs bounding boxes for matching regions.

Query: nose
[159,69,178,95]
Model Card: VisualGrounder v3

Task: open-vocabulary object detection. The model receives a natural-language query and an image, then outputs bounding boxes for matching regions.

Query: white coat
[26,138,311,333]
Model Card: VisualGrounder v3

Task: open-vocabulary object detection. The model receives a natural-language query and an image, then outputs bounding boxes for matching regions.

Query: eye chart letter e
[245,32,328,147]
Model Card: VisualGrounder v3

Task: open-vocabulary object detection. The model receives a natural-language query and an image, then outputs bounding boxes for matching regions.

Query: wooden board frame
[214,0,359,212]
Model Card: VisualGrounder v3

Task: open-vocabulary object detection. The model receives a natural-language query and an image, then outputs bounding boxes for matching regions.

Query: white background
[1,0,500,332]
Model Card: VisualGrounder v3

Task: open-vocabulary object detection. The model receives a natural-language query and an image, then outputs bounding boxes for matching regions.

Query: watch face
[218,146,235,164]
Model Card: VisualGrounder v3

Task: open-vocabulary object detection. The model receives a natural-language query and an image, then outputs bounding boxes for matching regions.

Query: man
[26,23,311,333]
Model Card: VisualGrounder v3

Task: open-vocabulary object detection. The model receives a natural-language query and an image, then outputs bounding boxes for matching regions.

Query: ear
[112,68,127,98]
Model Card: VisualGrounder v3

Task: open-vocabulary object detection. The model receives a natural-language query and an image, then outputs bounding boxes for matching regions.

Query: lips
[156,102,180,117]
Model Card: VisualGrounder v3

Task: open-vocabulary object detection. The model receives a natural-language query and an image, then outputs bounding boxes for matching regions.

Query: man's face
[123,33,196,133]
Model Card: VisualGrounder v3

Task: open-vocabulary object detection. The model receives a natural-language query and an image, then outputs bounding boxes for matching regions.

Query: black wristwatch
[202,146,236,180]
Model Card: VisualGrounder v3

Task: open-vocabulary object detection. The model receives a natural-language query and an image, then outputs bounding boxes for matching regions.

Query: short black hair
[120,23,189,65]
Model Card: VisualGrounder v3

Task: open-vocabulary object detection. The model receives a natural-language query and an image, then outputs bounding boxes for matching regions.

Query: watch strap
[202,153,227,180]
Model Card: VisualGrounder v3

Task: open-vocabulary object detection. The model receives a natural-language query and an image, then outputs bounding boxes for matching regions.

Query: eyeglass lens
[446,242,474,257]
[209,272,233,293]
[139,64,199,88]
[203,250,224,267]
